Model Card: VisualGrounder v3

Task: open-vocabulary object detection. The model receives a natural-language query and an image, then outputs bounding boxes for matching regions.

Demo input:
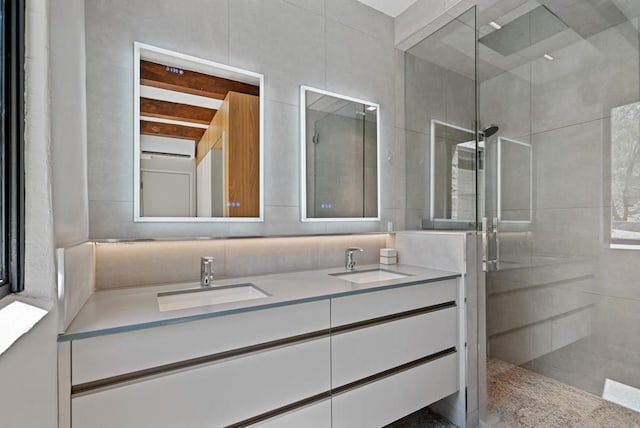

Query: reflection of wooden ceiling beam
[140,97,216,125]
[140,60,260,100]
[140,120,205,140]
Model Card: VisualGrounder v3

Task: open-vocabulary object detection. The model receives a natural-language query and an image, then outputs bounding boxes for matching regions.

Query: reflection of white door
[197,152,212,217]
[196,136,225,217]
[141,170,193,217]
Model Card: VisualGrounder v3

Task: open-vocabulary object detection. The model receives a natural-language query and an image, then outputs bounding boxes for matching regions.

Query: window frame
[0,0,25,297]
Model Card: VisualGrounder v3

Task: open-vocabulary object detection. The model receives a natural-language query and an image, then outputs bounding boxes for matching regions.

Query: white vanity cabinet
[59,276,461,428]
[330,279,459,428]
[63,301,332,428]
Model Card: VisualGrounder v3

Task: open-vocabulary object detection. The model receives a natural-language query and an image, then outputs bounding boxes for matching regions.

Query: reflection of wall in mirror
[432,123,476,222]
[306,109,377,218]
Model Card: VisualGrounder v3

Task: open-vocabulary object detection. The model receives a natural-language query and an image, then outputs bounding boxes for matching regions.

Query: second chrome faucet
[345,247,364,271]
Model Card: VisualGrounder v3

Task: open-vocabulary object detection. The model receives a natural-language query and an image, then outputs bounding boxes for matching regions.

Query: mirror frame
[133,42,265,222]
[429,119,481,226]
[299,85,381,222]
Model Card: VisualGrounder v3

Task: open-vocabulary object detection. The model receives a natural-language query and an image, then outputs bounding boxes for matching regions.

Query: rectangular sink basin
[157,283,268,312]
[330,268,412,284]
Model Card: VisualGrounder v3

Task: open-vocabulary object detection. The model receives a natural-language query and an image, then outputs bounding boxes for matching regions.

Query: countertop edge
[57,272,461,342]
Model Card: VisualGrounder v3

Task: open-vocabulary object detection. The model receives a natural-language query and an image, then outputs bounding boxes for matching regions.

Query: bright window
[611,102,640,248]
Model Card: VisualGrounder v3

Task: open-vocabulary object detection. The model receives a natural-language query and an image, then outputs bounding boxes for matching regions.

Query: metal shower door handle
[482,217,499,272]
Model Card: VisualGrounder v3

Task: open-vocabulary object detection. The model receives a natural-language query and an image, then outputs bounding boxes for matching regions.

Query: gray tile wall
[94,234,389,289]
[85,0,405,239]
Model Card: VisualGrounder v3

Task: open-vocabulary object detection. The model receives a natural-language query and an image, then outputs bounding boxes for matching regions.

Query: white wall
[85,0,406,239]
[0,1,60,427]
[50,0,89,247]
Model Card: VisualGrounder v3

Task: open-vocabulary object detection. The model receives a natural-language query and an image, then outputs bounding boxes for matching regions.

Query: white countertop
[60,264,460,341]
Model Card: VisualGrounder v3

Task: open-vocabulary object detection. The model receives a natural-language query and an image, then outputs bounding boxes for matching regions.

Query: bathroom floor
[385,407,456,427]
[486,358,640,427]
[382,357,640,428]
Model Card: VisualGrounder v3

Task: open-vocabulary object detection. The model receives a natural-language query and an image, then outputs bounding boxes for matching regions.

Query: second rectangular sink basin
[330,268,412,284]
[157,283,268,312]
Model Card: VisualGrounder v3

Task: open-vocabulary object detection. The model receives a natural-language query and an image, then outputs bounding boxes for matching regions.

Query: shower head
[483,124,499,138]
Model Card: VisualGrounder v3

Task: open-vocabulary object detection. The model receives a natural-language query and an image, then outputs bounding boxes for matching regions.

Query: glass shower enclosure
[405,1,640,426]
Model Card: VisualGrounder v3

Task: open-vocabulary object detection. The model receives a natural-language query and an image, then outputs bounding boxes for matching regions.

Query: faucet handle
[345,247,364,271]
[346,247,364,253]
[200,257,215,287]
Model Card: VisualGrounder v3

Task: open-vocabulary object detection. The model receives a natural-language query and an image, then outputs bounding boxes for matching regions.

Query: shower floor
[487,358,640,427]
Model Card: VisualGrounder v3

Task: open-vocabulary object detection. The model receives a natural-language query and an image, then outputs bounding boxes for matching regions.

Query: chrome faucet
[200,256,215,287]
[345,247,364,271]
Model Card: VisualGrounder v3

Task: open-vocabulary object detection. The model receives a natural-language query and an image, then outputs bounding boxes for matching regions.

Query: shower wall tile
[595,248,640,301]
[530,20,639,134]
[480,65,531,140]
[550,306,593,351]
[532,119,604,210]
[490,322,551,366]
[532,207,601,257]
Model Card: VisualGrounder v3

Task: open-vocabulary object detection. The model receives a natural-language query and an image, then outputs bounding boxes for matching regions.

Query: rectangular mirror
[300,86,380,221]
[429,120,482,227]
[134,43,264,221]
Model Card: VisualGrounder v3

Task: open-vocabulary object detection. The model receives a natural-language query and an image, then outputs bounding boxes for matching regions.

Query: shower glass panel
[404,8,478,231]
[479,0,640,425]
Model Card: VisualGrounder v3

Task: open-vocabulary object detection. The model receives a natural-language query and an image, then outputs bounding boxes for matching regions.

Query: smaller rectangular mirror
[430,120,481,226]
[134,43,264,222]
[300,86,380,221]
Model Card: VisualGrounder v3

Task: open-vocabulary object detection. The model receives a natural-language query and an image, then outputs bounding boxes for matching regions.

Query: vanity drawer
[72,300,329,385]
[331,306,457,387]
[330,278,457,326]
[332,352,458,428]
[72,336,330,428]
[251,398,331,428]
